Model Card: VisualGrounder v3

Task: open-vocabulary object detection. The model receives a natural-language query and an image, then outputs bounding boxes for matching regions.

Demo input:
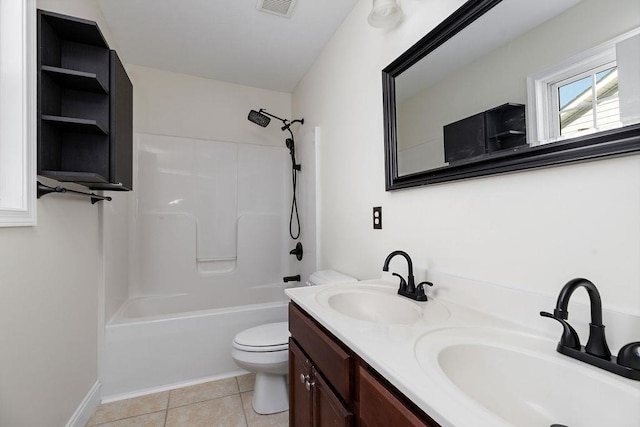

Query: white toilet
[231,270,356,414]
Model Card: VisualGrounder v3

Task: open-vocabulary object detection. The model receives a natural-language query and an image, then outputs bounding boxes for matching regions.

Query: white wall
[0,198,99,427]
[0,2,125,425]
[293,0,640,321]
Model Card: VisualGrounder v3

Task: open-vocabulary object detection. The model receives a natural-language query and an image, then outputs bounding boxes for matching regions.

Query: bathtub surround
[103,66,305,396]
[133,133,289,293]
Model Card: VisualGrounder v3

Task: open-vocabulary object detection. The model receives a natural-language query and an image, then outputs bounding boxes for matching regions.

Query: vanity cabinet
[290,340,353,427]
[289,303,439,427]
[37,10,133,190]
[289,303,352,427]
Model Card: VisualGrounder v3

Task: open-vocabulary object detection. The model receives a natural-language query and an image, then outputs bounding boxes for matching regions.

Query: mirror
[383,0,640,190]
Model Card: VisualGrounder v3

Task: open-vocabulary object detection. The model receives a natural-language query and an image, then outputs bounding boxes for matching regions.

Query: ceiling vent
[256,0,297,18]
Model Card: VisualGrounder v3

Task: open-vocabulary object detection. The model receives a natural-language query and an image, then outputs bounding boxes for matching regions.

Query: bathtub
[102,289,289,399]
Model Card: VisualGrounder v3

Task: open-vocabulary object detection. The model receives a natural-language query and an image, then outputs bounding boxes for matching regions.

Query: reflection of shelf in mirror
[41,65,108,93]
[39,170,109,183]
[489,130,526,139]
[41,115,108,135]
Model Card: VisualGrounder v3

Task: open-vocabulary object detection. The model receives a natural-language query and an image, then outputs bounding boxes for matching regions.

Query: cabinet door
[358,366,435,427]
[290,339,313,427]
[108,50,133,190]
[313,367,353,427]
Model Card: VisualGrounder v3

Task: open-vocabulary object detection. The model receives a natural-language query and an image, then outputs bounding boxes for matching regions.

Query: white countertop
[285,277,640,427]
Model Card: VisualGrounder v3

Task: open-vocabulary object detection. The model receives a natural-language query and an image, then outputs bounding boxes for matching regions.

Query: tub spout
[283,275,301,283]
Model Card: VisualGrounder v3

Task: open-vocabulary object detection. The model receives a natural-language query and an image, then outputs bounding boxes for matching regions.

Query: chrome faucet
[541,278,640,380]
[382,250,432,301]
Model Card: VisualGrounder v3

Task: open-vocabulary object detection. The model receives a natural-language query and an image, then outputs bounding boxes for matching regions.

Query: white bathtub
[102,290,289,398]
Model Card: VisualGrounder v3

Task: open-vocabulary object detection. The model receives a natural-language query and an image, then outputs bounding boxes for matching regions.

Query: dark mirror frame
[383,0,640,191]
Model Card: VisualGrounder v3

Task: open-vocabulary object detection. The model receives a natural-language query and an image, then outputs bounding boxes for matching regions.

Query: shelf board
[489,130,526,139]
[39,170,109,183]
[86,182,130,191]
[41,115,108,135]
[39,10,109,48]
[42,65,108,94]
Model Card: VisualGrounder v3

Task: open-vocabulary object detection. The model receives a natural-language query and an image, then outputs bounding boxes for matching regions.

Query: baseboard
[66,380,101,427]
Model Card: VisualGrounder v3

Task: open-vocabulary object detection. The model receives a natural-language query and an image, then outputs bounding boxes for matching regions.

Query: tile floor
[86,374,288,427]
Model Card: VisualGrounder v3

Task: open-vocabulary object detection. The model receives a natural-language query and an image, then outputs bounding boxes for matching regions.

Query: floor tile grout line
[165,387,247,411]
[92,410,167,427]
[86,375,258,427]
[240,392,251,427]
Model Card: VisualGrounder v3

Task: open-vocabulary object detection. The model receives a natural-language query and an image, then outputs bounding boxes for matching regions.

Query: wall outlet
[373,206,382,229]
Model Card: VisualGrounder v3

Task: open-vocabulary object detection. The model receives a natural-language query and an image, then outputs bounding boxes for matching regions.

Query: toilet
[231,270,356,414]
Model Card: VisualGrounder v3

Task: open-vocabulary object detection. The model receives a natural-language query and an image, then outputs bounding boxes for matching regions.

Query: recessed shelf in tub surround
[285,273,640,427]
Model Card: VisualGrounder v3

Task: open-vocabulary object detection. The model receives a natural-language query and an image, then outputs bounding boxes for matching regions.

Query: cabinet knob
[300,373,309,384]
[305,379,315,391]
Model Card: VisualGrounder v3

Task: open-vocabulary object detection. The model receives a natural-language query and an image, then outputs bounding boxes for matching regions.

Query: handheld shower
[248,108,305,240]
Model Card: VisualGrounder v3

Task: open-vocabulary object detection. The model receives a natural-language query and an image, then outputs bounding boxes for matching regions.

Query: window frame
[551,61,619,140]
[527,27,639,147]
[0,0,37,226]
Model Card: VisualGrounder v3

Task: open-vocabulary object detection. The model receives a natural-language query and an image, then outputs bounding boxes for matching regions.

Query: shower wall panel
[132,133,289,300]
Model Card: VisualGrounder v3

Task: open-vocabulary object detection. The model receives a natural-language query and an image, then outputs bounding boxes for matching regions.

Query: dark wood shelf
[489,130,526,139]
[41,115,108,135]
[39,10,108,48]
[39,170,109,183]
[38,9,132,192]
[42,65,108,93]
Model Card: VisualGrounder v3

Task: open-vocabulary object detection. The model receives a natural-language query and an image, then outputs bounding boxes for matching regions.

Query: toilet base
[252,372,289,414]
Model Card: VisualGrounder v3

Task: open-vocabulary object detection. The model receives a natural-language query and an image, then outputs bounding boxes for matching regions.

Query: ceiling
[97,0,360,93]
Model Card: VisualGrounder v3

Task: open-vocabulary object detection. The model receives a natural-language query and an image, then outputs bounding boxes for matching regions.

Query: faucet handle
[617,342,640,369]
[540,311,581,350]
[415,281,433,301]
[392,273,407,292]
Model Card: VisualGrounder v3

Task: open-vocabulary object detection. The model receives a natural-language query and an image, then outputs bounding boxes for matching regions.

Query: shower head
[248,109,271,127]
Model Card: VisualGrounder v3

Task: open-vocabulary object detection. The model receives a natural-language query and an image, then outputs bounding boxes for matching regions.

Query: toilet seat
[233,321,289,352]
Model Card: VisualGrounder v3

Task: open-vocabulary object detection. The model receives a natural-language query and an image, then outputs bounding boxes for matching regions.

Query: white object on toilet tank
[307,270,357,286]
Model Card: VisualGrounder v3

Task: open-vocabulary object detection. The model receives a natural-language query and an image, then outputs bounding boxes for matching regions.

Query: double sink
[289,281,640,427]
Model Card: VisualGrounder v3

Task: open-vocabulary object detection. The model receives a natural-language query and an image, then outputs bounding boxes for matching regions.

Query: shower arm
[257,109,304,170]
[258,109,304,132]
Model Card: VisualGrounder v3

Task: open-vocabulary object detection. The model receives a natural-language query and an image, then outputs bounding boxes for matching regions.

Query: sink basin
[317,284,422,324]
[327,289,422,324]
[315,282,449,325]
[415,328,640,427]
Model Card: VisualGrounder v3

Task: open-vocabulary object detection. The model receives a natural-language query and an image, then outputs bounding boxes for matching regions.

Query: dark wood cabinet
[358,366,438,427]
[289,304,352,427]
[289,303,438,427]
[290,339,314,426]
[37,10,133,191]
[289,339,352,427]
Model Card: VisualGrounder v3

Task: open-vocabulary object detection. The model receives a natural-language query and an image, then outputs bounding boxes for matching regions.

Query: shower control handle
[289,242,303,261]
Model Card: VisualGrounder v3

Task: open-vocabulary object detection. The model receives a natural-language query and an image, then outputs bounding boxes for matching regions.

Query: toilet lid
[233,322,289,352]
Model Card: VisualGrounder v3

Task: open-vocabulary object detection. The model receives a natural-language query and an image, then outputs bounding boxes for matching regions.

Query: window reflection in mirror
[393,0,640,178]
[558,65,619,139]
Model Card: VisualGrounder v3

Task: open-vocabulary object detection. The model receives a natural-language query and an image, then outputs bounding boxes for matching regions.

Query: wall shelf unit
[444,103,526,163]
[37,9,133,191]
